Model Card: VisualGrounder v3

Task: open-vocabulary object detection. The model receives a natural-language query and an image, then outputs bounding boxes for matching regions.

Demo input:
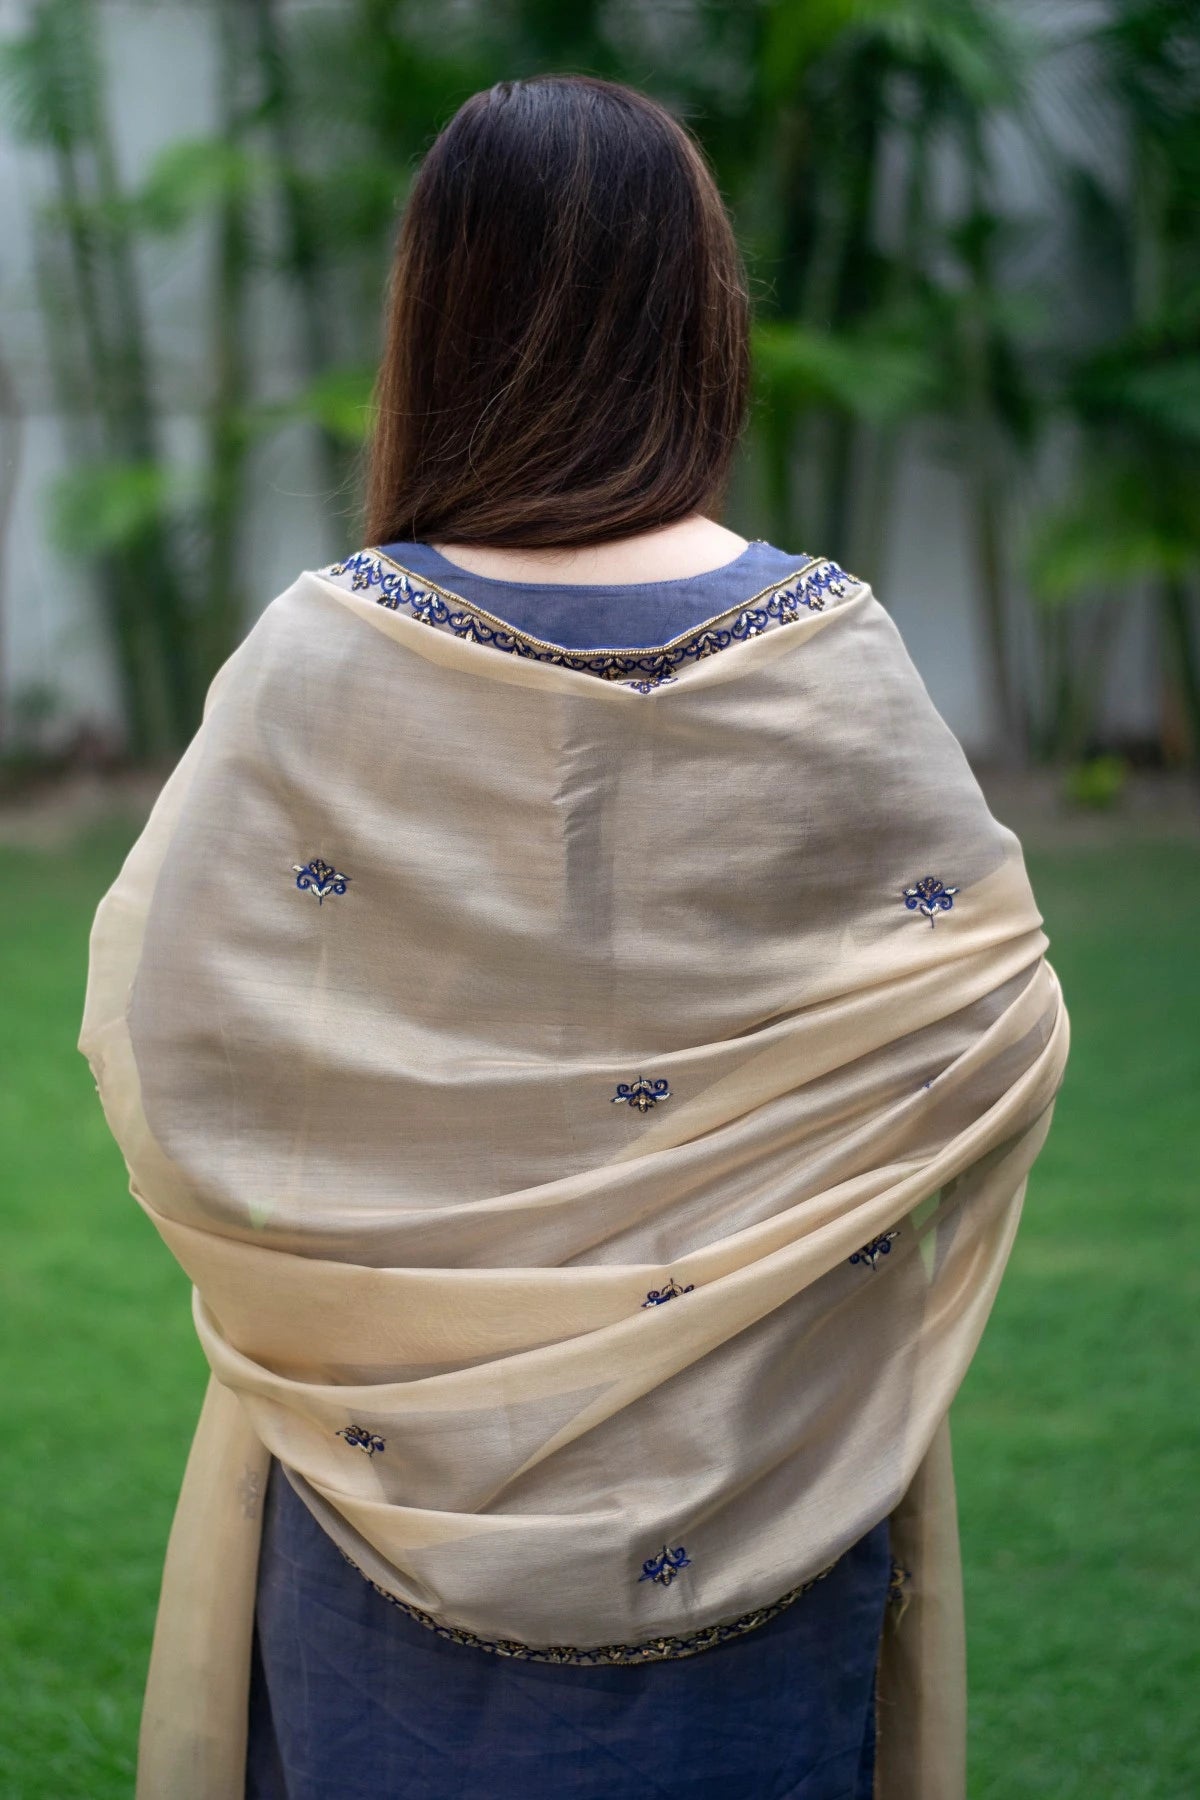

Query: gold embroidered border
[366,546,832,660]
[318,546,861,690]
[338,1549,845,1666]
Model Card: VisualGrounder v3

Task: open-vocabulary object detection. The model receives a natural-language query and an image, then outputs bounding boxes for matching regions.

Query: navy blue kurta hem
[247,544,891,1800]
[248,1460,889,1800]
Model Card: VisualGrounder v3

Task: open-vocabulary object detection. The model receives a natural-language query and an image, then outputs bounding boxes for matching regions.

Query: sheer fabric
[246,1459,889,1799]
[79,548,1068,1797]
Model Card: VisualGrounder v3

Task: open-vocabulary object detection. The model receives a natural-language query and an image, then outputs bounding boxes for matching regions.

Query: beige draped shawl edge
[132,1378,969,1800]
[82,565,1072,1800]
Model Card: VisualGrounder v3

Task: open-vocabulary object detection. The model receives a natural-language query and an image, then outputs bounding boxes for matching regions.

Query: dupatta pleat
[78,557,1068,1798]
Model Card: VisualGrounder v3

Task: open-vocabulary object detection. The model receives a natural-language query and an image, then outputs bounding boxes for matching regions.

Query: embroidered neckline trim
[317,547,861,689]
[364,545,833,656]
[338,1547,844,1666]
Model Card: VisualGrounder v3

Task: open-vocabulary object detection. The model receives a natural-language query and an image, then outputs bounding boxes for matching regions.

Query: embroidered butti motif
[903,875,959,926]
[887,1559,912,1605]
[850,1231,900,1270]
[337,1424,385,1456]
[887,1558,913,1624]
[642,1277,695,1307]
[293,857,350,903]
[639,1544,692,1587]
[318,550,861,692]
[339,1548,842,1665]
[612,1076,671,1112]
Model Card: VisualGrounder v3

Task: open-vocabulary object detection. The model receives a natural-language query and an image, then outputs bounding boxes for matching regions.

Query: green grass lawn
[1,821,1196,1798]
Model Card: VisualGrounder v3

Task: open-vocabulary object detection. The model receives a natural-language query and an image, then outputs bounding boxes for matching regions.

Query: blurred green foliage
[1064,750,1129,809]
[2,826,1197,1796]
[1,0,1198,764]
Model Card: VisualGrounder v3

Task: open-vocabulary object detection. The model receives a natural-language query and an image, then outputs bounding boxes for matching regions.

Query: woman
[79,76,1069,1800]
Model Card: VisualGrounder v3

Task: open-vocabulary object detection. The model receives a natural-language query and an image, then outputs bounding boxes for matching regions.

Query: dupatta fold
[79,554,1068,1798]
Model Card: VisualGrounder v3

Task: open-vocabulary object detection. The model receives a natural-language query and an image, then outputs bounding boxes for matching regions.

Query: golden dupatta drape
[79,551,1069,1798]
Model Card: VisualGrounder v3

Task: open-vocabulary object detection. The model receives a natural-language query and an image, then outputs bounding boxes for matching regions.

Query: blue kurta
[246,540,892,1799]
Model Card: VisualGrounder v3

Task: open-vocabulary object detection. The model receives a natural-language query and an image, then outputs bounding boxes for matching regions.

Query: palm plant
[1,0,197,755]
[1029,0,1200,767]
[2,0,372,755]
[3,0,1196,776]
[731,0,1050,757]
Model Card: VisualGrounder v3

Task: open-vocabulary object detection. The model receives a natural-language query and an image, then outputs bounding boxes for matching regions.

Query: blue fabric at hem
[247,1462,889,1800]
[248,548,887,1798]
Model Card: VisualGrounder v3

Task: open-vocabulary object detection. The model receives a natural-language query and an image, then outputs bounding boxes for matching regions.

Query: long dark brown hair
[365,76,749,548]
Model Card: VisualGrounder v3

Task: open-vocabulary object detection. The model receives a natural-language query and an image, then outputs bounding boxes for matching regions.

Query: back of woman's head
[366,75,749,548]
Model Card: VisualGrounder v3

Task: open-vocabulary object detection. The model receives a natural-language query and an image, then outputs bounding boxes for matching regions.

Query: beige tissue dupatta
[78,550,1069,1799]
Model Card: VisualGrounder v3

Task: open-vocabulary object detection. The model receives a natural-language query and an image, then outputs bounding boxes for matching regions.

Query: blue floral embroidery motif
[642,1277,695,1307]
[344,1548,840,1664]
[612,1076,672,1112]
[320,551,859,691]
[903,875,959,926]
[294,857,350,903]
[850,1231,900,1270]
[776,561,851,616]
[640,1544,692,1587]
[337,1425,385,1456]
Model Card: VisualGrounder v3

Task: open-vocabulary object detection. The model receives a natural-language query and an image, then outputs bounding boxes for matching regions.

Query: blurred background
[0,2,1196,1796]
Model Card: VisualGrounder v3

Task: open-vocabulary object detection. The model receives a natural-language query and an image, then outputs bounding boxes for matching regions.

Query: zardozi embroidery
[319,550,860,691]
[903,875,958,926]
[639,1544,692,1587]
[337,1425,385,1456]
[340,1549,842,1665]
[612,1076,671,1112]
[850,1231,899,1269]
[293,857,350,903]
[642,1277,695,1307]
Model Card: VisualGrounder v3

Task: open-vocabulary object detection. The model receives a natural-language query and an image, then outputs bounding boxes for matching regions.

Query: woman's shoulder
[742,539,863,589]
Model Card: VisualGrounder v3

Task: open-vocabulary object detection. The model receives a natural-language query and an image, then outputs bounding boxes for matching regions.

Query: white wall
[0,0,1161,758]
